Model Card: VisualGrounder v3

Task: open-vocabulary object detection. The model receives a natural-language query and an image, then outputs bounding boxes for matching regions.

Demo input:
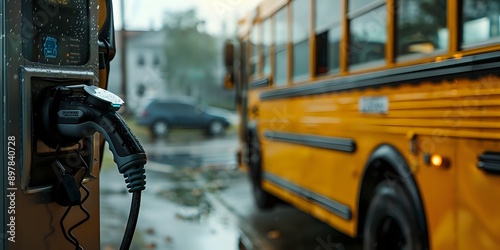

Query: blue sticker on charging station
[43,36,58,59]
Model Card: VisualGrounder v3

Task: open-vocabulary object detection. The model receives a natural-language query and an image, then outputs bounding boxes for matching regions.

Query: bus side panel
[456,139,500,249]
[412,136,457,250]
[258,79,464,246]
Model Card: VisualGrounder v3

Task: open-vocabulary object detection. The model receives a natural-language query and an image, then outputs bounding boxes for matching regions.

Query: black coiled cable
[118,163,146,249]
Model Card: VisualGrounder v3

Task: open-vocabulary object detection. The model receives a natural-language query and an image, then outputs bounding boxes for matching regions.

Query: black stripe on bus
[264,172,352,220]
[264,131,356,153]
[250,77,271,89]
[261,51,500,100]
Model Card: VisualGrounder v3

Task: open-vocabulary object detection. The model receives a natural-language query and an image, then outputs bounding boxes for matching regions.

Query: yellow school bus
[224,0,500,249]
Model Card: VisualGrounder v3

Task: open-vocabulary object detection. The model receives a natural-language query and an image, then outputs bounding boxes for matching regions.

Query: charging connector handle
[44,85,147,192]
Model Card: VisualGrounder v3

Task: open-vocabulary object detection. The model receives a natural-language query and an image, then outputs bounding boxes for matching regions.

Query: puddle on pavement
[149,153,202,168]
[148,130,212,144]
[156,165,245,223]
[157,167,211,222]
[163,168,199,182]
[202,167,245,192]
[158,185,213,222]
[160,186,206,206]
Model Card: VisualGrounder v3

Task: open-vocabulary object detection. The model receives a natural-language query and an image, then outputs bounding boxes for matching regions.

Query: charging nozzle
[42,85,146,192]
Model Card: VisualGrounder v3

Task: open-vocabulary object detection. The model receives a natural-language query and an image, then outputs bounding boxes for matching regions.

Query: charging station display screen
[22,0,90,65]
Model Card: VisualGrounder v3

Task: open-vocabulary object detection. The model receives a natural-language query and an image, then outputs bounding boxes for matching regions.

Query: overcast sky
[112,0,261,35]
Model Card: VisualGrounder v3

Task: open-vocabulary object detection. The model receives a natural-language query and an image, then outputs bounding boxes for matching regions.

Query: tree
[162,10,218,95]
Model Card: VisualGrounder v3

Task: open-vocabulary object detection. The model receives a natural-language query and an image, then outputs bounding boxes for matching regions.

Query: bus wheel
[363,181,423,250]
[248,137,275,209]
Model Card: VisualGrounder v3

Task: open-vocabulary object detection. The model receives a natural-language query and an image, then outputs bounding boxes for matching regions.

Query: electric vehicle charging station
[1,0,146,249]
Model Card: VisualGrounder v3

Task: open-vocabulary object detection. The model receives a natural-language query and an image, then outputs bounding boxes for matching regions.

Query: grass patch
[101,148,115,171]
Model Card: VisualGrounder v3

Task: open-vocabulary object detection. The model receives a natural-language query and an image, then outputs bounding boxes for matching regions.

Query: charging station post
[0,1,143,249]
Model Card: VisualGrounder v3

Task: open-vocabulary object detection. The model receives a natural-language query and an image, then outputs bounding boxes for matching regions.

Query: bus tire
[248,135,275,209]
[363,181,424,250]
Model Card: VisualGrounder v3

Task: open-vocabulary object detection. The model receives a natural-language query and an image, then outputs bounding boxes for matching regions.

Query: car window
[153,102,171,111]
[160,103,194,114]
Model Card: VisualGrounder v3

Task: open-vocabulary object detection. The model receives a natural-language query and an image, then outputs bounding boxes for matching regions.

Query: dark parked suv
[136,99,230,138]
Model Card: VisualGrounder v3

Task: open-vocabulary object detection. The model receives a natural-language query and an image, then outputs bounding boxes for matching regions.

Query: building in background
[109,30,235,114]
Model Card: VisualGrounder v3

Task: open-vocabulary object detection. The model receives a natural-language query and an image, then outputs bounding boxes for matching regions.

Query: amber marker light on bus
[424,153,449,169]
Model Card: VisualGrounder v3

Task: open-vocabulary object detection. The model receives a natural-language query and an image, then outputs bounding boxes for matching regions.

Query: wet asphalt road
[100,131,362,250]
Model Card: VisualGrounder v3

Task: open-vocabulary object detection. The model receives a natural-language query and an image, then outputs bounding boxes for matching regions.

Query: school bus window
[315,0,341,75]
[292,0,311,81]
[397,0,448,59]
[263,19,272,76]
[275,7,288,86]
[462,0,500,46]
[348,3,387,68]
[250,24,261,78]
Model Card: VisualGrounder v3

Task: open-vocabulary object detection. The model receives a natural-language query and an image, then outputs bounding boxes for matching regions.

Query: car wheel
[363,181,424,250]
[248,135,275,209]
[208,120,225,136]
[151,120,169,138]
